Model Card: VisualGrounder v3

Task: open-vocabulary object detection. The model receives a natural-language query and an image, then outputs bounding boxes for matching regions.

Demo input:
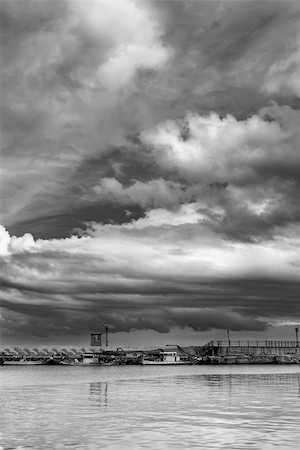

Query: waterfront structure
[1,339,299,365]
[198,340,300,358]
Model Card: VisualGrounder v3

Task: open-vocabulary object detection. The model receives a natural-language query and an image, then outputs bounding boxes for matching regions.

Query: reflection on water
[1,367,300,449]
[89,382,108,407]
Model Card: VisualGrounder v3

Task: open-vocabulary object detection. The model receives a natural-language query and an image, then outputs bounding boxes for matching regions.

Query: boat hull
[142,360,192,365]
[2,360,45,365]
[2,358,69,365]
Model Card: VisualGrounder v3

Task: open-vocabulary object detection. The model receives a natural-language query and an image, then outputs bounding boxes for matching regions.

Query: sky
[0,0,299,348]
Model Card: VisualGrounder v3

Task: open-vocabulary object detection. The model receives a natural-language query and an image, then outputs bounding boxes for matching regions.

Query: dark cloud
[1,294,269,338]
[8,202,143,239]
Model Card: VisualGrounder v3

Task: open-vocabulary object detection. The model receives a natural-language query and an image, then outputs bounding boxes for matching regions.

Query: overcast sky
[0,0,299,347]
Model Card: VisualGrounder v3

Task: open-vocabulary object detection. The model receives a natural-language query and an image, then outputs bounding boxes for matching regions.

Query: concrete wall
[213,346,300,356]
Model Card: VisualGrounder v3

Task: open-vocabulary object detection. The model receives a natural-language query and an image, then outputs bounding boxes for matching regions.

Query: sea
[1,365,300,450]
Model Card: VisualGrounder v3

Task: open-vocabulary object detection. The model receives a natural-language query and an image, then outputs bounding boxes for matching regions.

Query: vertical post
[296,327,299,347]
[105,325,108,347]
[227,329,231,349]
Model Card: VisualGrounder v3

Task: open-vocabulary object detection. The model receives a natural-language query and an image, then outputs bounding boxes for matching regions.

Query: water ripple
[1,366,300,449]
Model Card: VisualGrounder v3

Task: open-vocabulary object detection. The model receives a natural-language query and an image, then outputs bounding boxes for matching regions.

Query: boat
[70,352,100,366]
[142,350,193,365]
[41,358,68,365]
[2,359,44,365]
[2,357,56,365]
[271,355,299,364]
[1,354,75,366]
[71,352,126,366]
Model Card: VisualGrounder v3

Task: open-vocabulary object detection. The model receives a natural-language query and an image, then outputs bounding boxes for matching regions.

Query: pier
[195,340,300,363]
[198,340,300,357]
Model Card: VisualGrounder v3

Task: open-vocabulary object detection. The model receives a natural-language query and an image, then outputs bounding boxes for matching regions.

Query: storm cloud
[0,0,299,345]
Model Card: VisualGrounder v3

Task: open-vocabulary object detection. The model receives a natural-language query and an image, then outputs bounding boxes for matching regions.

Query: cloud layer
[1,220,299,341]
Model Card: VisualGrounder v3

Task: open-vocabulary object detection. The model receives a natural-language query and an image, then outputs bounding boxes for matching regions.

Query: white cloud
[1,220,299,289]
[139,106,300,236]
[124,203,202,229]
[263,48,300,96]
[69,0,170,89]
[0,225,36,256]
[92,177,186,208]
[86,103,300,244]
[141,110,287,182]
[0,225,11,256]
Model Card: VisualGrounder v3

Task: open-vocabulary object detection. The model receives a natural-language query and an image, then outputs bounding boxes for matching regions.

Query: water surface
[1,365,300,449]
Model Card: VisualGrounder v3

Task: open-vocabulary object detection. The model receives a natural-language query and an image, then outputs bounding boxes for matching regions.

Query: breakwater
[195,340,300,364]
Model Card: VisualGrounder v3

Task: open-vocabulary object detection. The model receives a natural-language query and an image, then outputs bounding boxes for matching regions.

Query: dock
[195,340,300,364]
[198,340,300,356]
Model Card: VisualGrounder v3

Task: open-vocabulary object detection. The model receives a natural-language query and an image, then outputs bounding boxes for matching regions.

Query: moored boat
[71,352,100,366]
[71,352,126,366]
[142,350,193,365]
[2,357,59,365]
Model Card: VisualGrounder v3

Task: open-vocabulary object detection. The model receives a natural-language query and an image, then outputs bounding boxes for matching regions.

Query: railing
[204,340,299,348]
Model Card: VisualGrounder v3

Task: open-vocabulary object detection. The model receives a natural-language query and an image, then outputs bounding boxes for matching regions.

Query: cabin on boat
[160,351,181,363]
[142,349,187,364]
[82,352,99,365]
